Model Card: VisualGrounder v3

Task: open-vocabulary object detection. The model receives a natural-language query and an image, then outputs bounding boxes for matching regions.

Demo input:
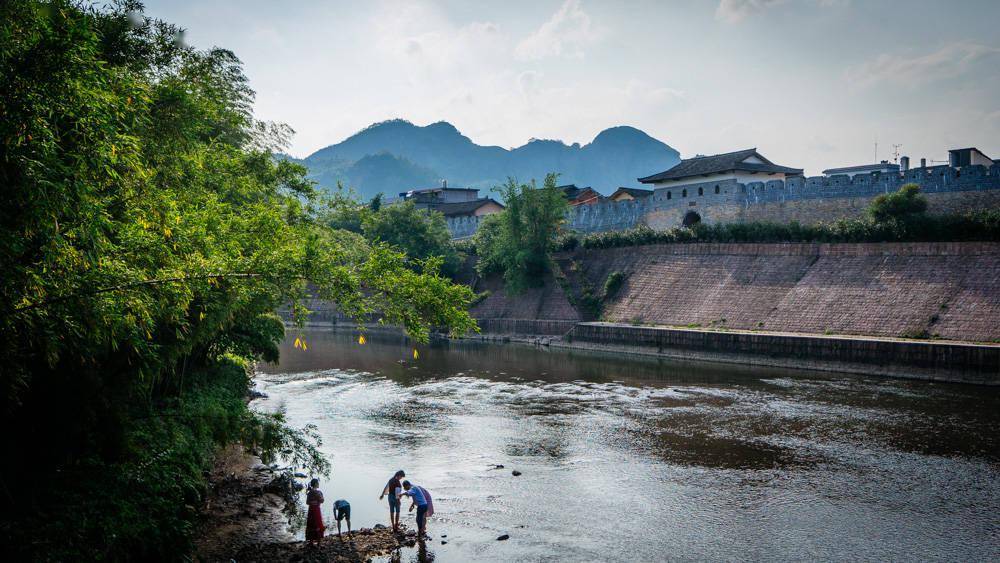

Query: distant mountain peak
[302,120,681,200]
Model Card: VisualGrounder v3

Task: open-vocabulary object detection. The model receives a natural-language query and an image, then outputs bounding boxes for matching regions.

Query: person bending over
[333,499,351,537]
[400,480,433,538]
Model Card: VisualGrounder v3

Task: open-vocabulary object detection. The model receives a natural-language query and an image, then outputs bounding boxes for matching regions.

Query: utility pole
[874,140,878,163]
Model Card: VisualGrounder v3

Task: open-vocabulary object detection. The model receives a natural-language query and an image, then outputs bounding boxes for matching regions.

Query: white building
[823,161,900,178]
[638,148,802,191]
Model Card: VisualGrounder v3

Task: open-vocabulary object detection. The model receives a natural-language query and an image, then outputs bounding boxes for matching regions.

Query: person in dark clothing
[379,469,405,532]
[333,499,351,536]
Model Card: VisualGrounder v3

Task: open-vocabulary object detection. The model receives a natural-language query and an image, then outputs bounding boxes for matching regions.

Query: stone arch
[666,191,672,200]
[682,189,688,198]
[714,185,720,194]
[682,210,701,227]
[698,187,704,196]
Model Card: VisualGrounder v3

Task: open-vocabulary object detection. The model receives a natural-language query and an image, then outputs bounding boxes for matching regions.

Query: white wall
[650,171,791,190]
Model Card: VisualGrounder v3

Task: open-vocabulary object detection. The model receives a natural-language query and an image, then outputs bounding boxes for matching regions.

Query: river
[252,328,1000,562]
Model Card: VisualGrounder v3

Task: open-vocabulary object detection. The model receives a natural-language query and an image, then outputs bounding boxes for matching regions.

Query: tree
[321,182,371,233]
[0,1,475,557]
[868,183,928,223]
[363,200,461,276]
[474,174,569,292]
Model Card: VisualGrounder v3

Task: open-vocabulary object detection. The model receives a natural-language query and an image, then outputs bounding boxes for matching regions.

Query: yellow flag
[412,348,419,360]
[293,337,301,349]
[358,334,366,345]
[301,340,308,351]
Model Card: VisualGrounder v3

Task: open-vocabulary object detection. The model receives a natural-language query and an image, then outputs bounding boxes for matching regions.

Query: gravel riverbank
[194,446,419,562]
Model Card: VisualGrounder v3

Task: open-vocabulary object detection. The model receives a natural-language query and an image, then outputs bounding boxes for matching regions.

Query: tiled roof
[638,148,802,183]
[419,198,504,217]
[609,187,653,199]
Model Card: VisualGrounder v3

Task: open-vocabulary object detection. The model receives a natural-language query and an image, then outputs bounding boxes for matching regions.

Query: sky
[142,0,1000,176]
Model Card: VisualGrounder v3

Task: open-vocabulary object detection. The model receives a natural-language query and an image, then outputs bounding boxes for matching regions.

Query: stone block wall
[569,323,999,384]
[470,272,581,322]
[563,242,1000,342]
[446,215,482,239]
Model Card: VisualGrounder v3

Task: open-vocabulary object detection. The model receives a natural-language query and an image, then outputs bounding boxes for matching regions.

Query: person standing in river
[379,469,405,532]
[400,480,434,538]
[305,478,326,544]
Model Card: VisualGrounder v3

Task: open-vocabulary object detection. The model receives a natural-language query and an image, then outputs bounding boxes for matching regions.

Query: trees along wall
[0,1,475,558]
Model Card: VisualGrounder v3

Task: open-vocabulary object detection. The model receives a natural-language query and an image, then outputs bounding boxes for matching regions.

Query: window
[666,191,672,200]
[715,185,720,194]
[682,189,687,198]
[698,187,704,196]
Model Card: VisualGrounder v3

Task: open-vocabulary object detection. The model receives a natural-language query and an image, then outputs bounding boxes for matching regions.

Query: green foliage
[362,200,460,276]
[0,1,476,558]
[321,183,372,233]
[604,271,626,299]
[474,174,569,292]
[571,209,1000,250]
[868,183,928,223]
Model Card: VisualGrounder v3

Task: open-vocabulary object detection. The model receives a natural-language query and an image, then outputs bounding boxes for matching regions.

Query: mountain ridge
[299,119,681,199]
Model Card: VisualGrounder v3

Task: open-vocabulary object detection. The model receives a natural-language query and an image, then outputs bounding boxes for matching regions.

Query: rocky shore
[194,446,419,562]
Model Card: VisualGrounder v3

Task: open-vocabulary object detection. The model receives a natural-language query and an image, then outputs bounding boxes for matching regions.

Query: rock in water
[497,534,510,541]
[512,470,522,476]
[441,540,448,545]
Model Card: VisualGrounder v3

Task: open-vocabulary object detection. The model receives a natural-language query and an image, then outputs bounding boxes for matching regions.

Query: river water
[253,328,1000,562]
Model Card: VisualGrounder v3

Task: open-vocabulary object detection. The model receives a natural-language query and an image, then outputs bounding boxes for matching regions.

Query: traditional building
[638,148,802,192]
[398,181,481,204]
[425,198,505,218]
[558,184,603,206]
[823,161,900,178]
[397,181,504,223]
[608,187,653,202]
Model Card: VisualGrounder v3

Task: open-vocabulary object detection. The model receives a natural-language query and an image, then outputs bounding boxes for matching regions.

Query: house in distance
[398,180,505,220]
[638,148,802,194]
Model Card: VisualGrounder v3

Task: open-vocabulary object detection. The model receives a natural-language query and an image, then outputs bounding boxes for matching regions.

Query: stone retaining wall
[568,322,999,384]
[475,319,577,335]
[564,242,1000,342]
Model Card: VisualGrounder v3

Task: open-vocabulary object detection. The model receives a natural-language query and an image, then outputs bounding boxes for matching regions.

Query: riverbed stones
[497,534,510,541]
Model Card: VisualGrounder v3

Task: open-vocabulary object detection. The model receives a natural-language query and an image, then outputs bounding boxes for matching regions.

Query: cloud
[845,42,1000,88]
[515,0,601,60]
[517,70,543,96]
[715,0,787,24]
[715,0,846,24]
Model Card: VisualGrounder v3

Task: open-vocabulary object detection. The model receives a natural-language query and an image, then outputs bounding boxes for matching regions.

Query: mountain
[299,119,680,200]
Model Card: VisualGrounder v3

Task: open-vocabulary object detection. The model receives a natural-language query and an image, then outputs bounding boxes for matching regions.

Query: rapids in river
[253,328,1000,562]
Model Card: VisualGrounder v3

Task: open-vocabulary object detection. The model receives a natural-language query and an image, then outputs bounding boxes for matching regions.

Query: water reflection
[257,328,1000,562]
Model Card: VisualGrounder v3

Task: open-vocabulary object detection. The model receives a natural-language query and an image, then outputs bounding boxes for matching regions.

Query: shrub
[604,271,626,299]
[572,209,1000,250]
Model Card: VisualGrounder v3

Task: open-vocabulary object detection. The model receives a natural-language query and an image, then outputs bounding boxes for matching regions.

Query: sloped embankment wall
[560,242,1000,343]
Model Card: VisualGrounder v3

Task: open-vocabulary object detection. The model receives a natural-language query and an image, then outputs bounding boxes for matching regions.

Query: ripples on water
[254,329,1000,562]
